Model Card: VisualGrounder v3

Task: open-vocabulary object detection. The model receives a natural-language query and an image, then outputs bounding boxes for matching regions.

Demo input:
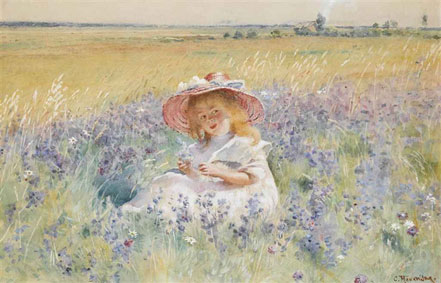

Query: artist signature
[393,275,437,283]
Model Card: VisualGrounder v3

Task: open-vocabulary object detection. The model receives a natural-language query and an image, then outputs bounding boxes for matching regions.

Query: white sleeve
[255,140,272,158]
[238,147,272,183]
[237,140,272,182]
[238,154,267,182]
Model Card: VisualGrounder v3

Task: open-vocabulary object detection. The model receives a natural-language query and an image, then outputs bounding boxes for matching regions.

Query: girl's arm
[199,146,269,186]
[198,163,256,186]
[218,170,255,186]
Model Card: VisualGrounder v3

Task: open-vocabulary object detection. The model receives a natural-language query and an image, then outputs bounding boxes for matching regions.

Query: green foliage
[391,20,398,28]
[422,14,428,26]
[270,29,281,38]
[297,175,314,193]
[382,230,406,254]
[337,131,370,159]
[315,13,326,31]
[293,25,440,38]
[246,30,258,39]
[232,30,243,39]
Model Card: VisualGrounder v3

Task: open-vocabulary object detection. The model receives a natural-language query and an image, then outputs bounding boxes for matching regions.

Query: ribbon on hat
[177,76,245,92]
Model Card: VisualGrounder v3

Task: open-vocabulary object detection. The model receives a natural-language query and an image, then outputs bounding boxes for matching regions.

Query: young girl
[121,73,278,222]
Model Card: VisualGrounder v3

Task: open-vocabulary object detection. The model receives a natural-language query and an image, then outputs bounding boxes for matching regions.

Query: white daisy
[316,86,327,95]
[68,137,77,145]
[426,194,437,205]
[183,236,197,245]
[404,220,414,229]
[421,212,431,221]
[24,170,34,176]
[82,130,91,137]
[390,223,400,233]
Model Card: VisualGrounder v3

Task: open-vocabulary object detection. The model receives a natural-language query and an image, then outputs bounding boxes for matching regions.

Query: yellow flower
[128,230,138,239]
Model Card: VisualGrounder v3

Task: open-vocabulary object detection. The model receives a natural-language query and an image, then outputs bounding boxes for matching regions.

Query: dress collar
[210,131,234,144]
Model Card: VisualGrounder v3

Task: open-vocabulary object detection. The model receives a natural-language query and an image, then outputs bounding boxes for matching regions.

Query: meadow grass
[1,27,440,129]
[0,27,440,282]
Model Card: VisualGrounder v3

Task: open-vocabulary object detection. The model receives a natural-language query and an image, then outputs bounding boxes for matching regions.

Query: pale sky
[1,0,440,27]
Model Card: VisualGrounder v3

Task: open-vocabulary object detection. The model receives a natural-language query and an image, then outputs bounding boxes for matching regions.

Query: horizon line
[1,20,438,29]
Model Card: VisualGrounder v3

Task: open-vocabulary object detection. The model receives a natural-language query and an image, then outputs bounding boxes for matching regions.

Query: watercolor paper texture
[1,1,440,282]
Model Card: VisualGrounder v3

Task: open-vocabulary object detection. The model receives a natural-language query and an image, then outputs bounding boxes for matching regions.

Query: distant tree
[270,29,281,38]
[315,13,326,31]
[223,32,231,38]
[246,30,258,39]
[390,20,398,28]
[382,20,390,29]
[371,28,381,36]
[233,31,243,39]
[422,14,428,26]
[372,22,379,28]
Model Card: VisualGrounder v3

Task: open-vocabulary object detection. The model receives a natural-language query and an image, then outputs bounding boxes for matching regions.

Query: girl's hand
[198,163,223,178]
[178,159,192,175]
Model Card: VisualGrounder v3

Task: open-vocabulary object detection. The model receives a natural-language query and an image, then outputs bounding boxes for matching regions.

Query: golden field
[1,27,440,129]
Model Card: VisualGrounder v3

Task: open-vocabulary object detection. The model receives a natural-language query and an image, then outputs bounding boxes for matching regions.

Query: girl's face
[195,103,230,136]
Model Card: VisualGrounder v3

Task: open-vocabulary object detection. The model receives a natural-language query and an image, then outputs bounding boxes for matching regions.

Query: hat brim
[163,86,264,134]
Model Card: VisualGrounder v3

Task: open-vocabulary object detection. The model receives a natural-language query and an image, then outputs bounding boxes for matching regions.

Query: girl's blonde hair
[186,91,261,145]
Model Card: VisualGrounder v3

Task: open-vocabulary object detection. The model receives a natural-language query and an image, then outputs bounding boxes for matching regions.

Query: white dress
[123,132,279,223]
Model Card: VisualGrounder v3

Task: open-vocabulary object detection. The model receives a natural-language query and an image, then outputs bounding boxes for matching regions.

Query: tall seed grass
[1,28,440,131]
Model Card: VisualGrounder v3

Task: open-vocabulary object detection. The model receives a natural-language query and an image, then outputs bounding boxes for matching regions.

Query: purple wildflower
[397,212,408,221]
[406,226,418,237]
[292,271,303,281]
[354,274,368,283]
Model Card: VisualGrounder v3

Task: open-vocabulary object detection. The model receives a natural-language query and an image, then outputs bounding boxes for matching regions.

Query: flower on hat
[177,76,209,92]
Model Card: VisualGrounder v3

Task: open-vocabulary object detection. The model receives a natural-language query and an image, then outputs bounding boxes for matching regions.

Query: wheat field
[1,27,440,129]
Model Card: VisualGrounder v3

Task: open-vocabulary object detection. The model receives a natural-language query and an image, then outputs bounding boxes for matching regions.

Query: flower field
[0,28,440,282]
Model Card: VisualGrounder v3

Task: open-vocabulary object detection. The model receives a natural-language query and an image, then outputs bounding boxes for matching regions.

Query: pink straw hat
[162,72,264,134]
